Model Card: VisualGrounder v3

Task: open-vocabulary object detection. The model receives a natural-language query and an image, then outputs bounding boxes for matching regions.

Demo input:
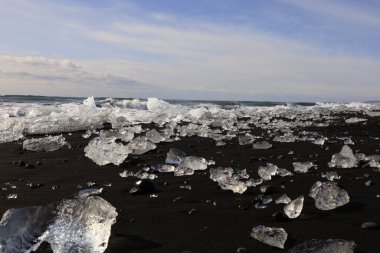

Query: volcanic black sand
[0,114,379,253]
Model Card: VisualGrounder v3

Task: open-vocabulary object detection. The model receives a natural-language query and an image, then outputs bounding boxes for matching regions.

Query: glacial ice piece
[84,137,131,166]
[150,164,175,173]
[119,170,157,180]
[251,225,288,249]
[313,138,325,145]
[99,129,134,142]
[345,117,367,124]
[287,239,356,253]
[275,194,291,204]
[328,145,358,168]
[23,135,70,152]
[321,171,341,181]
[293,162,314,173]
[273,133,296,143]
[253,141,272,150]
[174,167,194,176]
[284,195,304,219]
[0,196,117,253]
[309,181,350,210]
[238,134,254,145]
[76,188,103,198]
[127,136,156,154]
[209,167,249,194]
[258,163,279,181]
[165,148,186,164]
[145,129,166,143]
[179,156,208,171]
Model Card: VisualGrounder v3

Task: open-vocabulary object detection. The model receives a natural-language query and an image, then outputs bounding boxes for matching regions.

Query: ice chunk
[99,129,134,142]
[209,167,249,194]
[150,164,175,173]
[179,156,208,171]
[23,135,70,152]
[321,171,341,181]
[273,133,296,143]
[174,166,194,176]
[166,148,186,164]
[251,225,288,249]
[83,96,97,109]
[145,129,166,143]
[258,163,278,181]
[284,195,304,219]
[238,134,254,145]
[309,181,350,210]
[313,138,325,145]
[328,145,358,168]
[275,194,291,204]
[84,137,131,166]
[76,188,103,198]
[345,117,367,124]
[127,136,156,154]
[287,239,356,253]
[252,141,272,150]
[0,196,117,253]
[293,162,314,173]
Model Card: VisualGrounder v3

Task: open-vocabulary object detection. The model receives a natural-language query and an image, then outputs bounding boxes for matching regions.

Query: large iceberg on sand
[0,195,117,253]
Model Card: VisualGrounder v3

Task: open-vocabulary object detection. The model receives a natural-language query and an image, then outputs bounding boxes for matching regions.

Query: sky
[0,0,380,102]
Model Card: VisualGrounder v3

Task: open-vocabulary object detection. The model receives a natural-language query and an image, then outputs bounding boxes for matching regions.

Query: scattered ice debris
[238,134,254,145]
[250,225,288,249]
[127,136,156,154]
[0,195,117,253]
[76,188,103,198]
[210,167,253,194]
[328,145,358,168]
[273,133,296,143]
[258,163,293,181]
[284,195,304,219]
[253,195,273,209]
[252,141,272,150]
[287,239,356,253]
[345,117,367,124]
[321,171,341,181]
[84,137,130,166]
[293,162,314,173]
[150,164,175,173]
[165,148,186,165]
[309,181,350,210]
[23,135,70,152]
[275,194,291,204]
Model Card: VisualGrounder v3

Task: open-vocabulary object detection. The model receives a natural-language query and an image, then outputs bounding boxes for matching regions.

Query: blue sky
[0,0,379,102]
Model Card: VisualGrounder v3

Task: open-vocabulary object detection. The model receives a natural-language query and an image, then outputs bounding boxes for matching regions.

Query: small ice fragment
[150,164,175,173]
[145,129,166,143]
[174,167,194,176]
[284,195,304,219]
[293,162,314,173]
[209,167,249,194]
[165,148,186,164]
[328,145,357,168]
[251,225,288,249]
[23,135,70,152]
[127,136,156,154]
[253,141,272,150]
[287,239,356,253]
[7,194,17,199]
[238,134,254,145]
[321,171,341,181]
[258,163,278,181]
[345,117,367,124]
[76,188,103,198]
[313,138,325,145]
[275,194,291,204]
[246,178,263,187]
[309,181,350,210]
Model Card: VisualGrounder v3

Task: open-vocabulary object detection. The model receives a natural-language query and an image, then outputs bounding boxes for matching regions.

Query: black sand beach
[0,113,379,253]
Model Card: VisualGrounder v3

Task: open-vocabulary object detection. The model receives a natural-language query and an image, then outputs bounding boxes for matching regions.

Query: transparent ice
[309,181,350,210]
[251,225,288,249]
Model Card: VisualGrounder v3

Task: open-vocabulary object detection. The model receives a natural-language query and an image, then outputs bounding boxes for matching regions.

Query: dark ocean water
[0,95,316,107]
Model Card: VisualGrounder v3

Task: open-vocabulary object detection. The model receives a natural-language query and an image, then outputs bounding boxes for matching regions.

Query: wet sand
[0,114,379,253]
